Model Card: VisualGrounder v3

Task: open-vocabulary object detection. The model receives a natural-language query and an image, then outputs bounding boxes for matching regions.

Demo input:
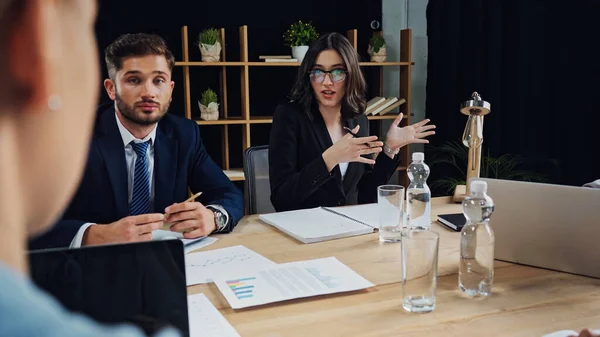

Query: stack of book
[259,55,298,62]
[364,96,406,116]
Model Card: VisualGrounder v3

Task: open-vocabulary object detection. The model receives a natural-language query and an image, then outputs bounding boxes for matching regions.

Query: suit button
[337,199,346,206]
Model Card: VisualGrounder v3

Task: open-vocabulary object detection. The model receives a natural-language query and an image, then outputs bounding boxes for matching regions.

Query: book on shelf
[259,55,292,59]
[378,98,406,116]
[370,97,398,115]
[263,58,298,62]
[364,97,385,115]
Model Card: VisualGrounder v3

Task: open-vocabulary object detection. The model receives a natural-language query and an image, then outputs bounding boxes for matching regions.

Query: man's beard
[115,92,170,126]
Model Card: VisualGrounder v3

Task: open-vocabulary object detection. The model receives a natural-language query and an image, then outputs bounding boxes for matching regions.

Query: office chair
[244,145,275,215]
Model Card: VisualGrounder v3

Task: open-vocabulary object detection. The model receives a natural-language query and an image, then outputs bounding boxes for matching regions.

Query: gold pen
[162,191,202,231]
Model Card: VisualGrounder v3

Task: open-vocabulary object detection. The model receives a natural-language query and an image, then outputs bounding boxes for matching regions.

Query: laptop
[28,240,190,336]
[480,178,600,279]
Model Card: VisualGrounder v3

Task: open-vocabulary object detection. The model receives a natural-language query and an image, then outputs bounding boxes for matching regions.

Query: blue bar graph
[226,277,256,299]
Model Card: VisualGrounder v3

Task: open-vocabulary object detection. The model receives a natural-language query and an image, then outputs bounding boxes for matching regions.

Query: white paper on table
[185,245,275,286]
[543,329,600,337]
[212,256,375,309]
[187,293,240,337]
[151,230,218,254]
[184,237,218,254]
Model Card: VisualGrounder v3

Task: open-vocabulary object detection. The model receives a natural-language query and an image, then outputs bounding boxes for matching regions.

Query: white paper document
[213,256,375,309]
[152,230,218,254]
[187,293,240,337]
[185,245,276,286]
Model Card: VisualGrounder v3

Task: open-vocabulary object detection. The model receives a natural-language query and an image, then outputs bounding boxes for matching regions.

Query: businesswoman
[268,32,436,212]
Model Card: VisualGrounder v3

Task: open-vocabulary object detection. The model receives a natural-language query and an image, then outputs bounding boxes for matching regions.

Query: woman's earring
[48,94,62,111]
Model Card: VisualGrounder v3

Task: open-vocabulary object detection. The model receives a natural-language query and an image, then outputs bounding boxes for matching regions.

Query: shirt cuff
[69,222,95,248]
[206,204,229,232]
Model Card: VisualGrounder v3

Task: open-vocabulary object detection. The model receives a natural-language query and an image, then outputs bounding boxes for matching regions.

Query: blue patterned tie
[130,140,151,215]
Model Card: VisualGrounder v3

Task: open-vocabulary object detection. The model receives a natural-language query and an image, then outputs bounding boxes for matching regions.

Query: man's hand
[164,202,215,239]
[83,213,165,246]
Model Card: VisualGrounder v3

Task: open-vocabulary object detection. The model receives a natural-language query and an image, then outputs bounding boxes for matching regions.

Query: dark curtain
[424,0,600,194]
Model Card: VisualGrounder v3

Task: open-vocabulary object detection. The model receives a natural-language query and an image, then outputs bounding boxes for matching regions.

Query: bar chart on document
[214,257,375,309]
[227,277,258,300]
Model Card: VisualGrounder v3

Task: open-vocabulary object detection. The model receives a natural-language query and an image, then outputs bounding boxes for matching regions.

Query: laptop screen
[28,240,189,336]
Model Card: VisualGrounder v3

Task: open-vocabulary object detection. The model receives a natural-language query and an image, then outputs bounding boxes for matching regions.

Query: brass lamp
[452,91,491,202]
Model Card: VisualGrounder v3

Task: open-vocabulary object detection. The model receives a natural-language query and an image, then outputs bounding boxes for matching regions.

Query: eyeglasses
[308,68,347,83]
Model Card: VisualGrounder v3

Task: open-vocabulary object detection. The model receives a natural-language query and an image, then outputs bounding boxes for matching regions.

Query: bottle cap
[412,152,424,161]
[470,180,487,193]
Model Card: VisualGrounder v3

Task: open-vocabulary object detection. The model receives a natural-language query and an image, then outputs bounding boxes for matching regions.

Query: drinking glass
[401,229,439,313]
[377,185,405,243]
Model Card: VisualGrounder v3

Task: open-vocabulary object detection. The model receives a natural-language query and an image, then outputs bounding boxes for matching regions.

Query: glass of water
[401,229,439,313]
[377,185,405,243]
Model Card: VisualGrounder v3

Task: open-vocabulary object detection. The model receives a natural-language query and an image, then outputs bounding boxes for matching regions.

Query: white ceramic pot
[199,41,222,62]
[291,45,309,63]
[198,101,219,120]
[368,45,387,62]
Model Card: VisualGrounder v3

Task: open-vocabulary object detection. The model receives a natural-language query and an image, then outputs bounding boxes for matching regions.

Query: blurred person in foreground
[0,0,179,336]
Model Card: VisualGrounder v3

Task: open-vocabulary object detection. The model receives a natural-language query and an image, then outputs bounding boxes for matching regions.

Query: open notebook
[258,204,379,244]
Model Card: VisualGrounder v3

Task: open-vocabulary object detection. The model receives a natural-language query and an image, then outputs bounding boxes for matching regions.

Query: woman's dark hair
[289,32,367,120]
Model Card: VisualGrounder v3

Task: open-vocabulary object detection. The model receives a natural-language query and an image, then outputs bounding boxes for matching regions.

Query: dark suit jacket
[29,104,244,249]
[268,102,402,212]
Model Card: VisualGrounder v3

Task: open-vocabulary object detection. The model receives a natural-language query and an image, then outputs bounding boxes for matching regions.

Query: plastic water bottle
[406,152,431,230]
[459,179,495,297]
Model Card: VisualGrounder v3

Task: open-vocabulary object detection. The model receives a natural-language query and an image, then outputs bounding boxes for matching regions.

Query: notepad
[436,213,466,232]
[258,203,379,244]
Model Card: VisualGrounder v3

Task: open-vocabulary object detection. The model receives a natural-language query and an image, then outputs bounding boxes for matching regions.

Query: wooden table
[187,197,600,336]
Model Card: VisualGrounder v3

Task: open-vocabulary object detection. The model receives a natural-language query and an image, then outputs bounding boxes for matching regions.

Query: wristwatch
[209,207,228,232]
[383,143,400,156]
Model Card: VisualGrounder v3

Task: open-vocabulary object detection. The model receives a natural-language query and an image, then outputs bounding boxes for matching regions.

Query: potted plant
[197,28,221,62]
[368,33,387,62]
[198,88,219,120]
[426,140,555,195]
[283,20,319,63]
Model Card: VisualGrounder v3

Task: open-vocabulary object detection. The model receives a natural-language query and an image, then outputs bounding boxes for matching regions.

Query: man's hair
[0,0,25,107]
[104,33,175,79]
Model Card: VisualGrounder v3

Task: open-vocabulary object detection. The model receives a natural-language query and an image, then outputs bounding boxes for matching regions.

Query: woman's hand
[322,125,383,171]
[384,113,436,150]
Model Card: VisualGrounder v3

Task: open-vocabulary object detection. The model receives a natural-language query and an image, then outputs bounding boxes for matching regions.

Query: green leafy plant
[200,88,218,106]
[369,34,386,53]
[283,20,319,47]
[198,28,219,45]
[427,140,552,194]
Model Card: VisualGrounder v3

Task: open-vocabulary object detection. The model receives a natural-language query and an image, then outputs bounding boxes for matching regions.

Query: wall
[382,0,428,181]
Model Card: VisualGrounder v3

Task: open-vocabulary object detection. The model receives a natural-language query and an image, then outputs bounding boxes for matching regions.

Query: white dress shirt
[339,162,349,179]
[69,112,228,248]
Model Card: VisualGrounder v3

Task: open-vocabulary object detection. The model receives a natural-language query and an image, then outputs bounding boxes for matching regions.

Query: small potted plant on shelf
[368,33,387,62]
[197,28,221,62]
[198,88,219,120]
[283,20,319,63]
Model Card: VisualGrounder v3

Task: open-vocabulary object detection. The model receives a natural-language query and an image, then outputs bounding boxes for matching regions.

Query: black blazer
[29,104,244,249]
[268,102,402,212]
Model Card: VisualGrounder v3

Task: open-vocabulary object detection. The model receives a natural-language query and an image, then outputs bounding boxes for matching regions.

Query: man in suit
[30,33,244,250]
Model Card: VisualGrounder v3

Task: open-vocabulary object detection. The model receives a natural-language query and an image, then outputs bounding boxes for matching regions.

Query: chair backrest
[244,145,275,215]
